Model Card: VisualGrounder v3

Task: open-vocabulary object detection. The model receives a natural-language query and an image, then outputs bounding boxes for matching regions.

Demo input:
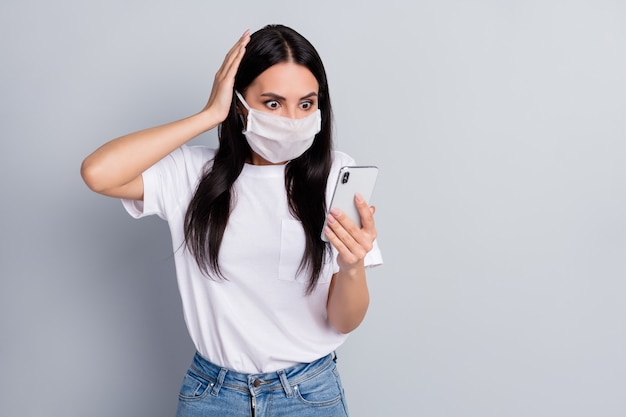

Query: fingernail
[355,193,364,203]
[330,208,341,217]
[326,214,336,224]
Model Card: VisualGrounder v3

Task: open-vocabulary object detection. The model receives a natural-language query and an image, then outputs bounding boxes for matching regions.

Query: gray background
[1,1,625,416]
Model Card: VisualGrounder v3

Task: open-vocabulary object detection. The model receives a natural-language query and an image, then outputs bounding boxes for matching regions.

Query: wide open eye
[264,100,280,110]
[299,101,314,110]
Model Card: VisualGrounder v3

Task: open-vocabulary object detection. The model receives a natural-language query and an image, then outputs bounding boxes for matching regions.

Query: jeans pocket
[178,370,213,401]
[294,366,343,407]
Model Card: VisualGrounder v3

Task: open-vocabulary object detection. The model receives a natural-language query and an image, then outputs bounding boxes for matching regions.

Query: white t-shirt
[122,145,383,373]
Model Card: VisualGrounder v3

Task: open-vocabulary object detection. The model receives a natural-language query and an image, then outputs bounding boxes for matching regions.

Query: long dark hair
[184,24,333,294]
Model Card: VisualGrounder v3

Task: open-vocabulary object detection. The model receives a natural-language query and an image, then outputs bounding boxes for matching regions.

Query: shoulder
[178,145,218,164]
[147,145,218,191]
[163,145,218,174]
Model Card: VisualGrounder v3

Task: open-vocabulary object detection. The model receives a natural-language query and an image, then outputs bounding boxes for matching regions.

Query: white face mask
[235,91,322,164]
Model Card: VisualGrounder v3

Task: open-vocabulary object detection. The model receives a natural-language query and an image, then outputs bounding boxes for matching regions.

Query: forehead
[247,62,318,95]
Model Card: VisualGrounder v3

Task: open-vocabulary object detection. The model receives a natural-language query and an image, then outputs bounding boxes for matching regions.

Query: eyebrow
[260,92,318,100]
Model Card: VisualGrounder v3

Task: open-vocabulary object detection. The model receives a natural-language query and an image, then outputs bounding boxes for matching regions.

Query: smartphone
[322,165,379,242]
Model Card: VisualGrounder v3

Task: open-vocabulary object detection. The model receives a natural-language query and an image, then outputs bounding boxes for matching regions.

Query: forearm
[81,109,219,194]
[326,263,370,334]
[82,30,250,198]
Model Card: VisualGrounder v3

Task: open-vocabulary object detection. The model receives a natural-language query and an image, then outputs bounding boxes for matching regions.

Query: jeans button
[253,378,262,388]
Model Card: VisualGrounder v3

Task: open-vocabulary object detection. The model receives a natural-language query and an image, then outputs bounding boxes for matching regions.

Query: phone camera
[341,171,350,184]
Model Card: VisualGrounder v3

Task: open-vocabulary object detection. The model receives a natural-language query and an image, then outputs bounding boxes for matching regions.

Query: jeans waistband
[189,352,337,398]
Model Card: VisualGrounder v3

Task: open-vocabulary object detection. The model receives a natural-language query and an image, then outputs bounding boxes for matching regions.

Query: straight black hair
[184,24,333,294]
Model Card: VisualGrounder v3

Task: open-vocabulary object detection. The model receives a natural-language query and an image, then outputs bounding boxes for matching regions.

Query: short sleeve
[120,145,216,221]
[121,162,163,219]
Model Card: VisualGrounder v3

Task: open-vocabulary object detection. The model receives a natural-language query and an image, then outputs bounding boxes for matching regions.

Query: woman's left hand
[323,193,377,270]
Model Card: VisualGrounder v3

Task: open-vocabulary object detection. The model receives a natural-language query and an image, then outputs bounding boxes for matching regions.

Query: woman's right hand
[81,29,251,200]
[201,29,250,122]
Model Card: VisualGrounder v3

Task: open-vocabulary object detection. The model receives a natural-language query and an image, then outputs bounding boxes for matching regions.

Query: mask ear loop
[234,91,249,130]
[235,91,251,110]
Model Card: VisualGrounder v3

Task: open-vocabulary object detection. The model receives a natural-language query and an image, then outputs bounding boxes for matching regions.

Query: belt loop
[211,368,228,396]
[277,369,293,398]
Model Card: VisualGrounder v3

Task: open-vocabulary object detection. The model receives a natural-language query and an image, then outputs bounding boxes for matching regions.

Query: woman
[81,24,382,417]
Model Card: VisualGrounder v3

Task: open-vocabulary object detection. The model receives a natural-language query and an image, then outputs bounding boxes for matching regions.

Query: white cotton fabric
[122,145,383,373]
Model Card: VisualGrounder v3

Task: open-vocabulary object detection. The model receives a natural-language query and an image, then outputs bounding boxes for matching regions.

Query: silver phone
[322,165,379,242]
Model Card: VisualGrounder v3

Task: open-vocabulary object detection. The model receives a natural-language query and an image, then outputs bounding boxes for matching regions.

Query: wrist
[337,261,365,280]
[194,107,223,133]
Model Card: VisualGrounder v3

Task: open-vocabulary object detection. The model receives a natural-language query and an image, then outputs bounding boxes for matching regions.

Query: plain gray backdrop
[1,1,625,416]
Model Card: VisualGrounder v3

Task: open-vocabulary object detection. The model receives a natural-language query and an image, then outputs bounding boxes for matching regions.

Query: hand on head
[202,29,251,121]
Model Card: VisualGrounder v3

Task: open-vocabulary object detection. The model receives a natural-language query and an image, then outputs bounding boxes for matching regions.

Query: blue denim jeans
[176,352,350,417]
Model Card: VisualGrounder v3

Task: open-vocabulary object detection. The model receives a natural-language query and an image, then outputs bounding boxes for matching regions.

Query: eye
[299,101,314,110]
[264,100,280,110]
